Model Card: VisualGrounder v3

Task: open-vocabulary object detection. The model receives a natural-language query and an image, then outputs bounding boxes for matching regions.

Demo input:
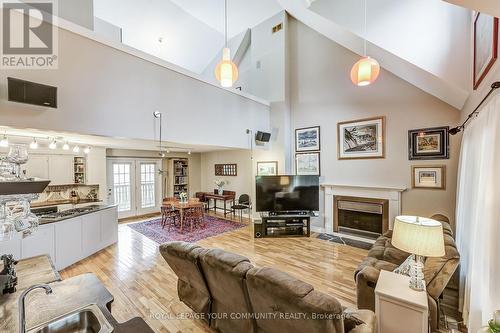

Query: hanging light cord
[363,0,367,56]
[224,0,228,47]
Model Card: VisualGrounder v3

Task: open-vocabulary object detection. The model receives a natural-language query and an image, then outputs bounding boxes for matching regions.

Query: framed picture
[411,165,446,190]
[408,126,449,160]
[295,126,320,152]
[473,12,498,90]
[337,116,385,160]
[295,152,320,175]
[257,161,278,176]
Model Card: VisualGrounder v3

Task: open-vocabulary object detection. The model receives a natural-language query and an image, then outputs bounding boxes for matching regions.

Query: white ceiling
[169,0,283,38]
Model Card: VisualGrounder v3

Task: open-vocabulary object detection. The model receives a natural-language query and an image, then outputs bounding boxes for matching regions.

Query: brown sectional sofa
[354,214,460,332]
[160,241,376,333]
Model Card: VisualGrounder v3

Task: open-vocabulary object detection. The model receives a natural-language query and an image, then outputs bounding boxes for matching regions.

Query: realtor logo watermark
[1,0,58,69]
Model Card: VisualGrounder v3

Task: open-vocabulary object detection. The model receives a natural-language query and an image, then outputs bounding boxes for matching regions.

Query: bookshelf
[73,156,86,184]
[169,159,189,199]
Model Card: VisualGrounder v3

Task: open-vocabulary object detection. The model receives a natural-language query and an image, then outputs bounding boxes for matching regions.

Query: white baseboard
[311,226,326,233]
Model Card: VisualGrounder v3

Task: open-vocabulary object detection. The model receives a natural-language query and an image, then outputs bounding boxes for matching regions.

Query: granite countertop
[39,204,118,225]
[0,255,153,333]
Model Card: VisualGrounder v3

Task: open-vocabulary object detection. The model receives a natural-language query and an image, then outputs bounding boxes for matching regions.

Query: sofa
[354,214,460,332]
[160,241,376,333]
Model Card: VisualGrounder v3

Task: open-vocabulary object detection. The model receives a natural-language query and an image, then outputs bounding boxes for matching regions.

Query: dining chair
[231,194,251,223]
[163,197,179,204]
[161,203,180,231]
[184,204,205,232]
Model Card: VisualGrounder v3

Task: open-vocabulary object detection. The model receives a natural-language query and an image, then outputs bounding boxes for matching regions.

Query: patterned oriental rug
[127,215,246,243]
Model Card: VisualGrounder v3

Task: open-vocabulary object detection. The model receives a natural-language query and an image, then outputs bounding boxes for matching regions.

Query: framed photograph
[473,13,498,90]
[295,126,320,152]
[295,152,320,175]
[337,117,385,160]
[408,126,449,160]
[257,161,278,176]
[411,165,446,190]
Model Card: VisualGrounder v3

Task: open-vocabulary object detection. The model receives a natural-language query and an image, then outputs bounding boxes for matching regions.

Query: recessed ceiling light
[29,138,38,149]
[158,37,165,43]
[49,139,57,149]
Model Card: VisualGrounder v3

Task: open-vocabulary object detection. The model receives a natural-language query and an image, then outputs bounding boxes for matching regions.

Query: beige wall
[289,18,462,229]
[200,150,253,206]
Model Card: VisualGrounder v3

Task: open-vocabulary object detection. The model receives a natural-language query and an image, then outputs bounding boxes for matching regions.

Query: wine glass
[7,144,29,179]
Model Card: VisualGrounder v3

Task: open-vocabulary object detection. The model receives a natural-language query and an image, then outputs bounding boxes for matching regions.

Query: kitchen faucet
[18,284,53,333]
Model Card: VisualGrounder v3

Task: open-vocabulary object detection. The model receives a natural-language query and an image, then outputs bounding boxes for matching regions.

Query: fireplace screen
[337,199,384,237]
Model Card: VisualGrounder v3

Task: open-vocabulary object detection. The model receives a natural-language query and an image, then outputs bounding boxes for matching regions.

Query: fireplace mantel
[321,184,407,234]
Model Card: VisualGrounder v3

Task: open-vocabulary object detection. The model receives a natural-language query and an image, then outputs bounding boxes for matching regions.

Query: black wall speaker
[255,131,271,142]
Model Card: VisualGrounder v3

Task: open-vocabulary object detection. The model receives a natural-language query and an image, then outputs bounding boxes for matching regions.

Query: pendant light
[350,0,380,86]
[215,0,238,88]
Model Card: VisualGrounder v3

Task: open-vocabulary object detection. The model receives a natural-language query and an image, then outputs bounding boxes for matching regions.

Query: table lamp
[391,216,445,291]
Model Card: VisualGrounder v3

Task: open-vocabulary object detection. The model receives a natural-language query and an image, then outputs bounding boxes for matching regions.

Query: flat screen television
[255,175,319,212]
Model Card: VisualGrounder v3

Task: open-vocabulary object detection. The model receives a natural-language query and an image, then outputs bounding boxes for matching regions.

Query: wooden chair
[184,204,204,232]
[163,197,178,204]
[161,203,180,231]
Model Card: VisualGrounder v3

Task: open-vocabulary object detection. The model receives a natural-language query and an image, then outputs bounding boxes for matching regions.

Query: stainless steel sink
[27,304,113,333]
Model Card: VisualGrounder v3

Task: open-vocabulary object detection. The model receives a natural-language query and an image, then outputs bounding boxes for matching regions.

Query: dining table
[167,200,204,231]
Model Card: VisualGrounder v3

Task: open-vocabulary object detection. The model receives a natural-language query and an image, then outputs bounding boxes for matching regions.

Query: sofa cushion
[343,309,376,333]
[246,267,345,333]
[199,248,254,333]
[367,236,410,266]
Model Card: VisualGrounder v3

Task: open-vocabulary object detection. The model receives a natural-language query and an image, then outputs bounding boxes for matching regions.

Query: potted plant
[214,179,227,195]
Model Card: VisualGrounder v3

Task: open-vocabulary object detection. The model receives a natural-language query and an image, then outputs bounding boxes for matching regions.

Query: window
[113,163,131,212]
[140,163,156,208]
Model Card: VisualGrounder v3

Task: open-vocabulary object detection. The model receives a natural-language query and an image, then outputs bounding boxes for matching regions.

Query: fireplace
[334,196,389,239]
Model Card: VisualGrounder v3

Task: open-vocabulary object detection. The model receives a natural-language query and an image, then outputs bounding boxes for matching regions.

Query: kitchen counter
[0,255,154,333]
[38,204,118,225]
[31,198,102,208]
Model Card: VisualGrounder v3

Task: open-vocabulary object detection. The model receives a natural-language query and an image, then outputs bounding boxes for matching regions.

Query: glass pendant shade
[350,56,380,86]
[215,48,238,88]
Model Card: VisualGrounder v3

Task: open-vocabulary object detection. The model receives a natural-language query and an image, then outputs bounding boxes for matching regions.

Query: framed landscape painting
[408,126,449,160]
[295,126,320,152]
[295,153,320,175]
[337,117,385,160]
[473,12,498,90]
[257,161,278,176]
[412,165,446,190]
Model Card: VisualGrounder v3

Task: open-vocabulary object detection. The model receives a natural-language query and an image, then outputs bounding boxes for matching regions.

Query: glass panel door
[107,159,136,219]
[137,162,159,214]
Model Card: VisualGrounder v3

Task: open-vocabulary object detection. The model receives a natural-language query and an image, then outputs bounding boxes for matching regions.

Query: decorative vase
[218,187,223,195]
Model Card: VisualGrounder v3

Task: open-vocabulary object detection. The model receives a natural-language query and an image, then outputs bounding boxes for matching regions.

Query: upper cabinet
[24,155,49,179]
[48,155,74,185]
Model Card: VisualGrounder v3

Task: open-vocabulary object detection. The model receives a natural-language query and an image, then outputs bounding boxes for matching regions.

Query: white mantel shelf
[321,184,407,234]
[320,184,407,192]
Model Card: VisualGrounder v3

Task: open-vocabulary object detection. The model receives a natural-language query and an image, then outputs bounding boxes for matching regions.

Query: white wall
[93,0,223,73]
[0,24,271,150]
[94,17,122,43]
[310,0,471,90]
[289,18,462,230]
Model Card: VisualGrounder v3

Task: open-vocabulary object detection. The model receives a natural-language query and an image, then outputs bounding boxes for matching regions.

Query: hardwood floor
[61,212,367,332]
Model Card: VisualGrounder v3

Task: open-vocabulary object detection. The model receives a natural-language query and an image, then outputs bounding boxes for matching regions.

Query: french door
[107,158,161,219]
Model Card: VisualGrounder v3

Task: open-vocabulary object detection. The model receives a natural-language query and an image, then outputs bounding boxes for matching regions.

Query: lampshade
[350,56,380,86]
[392,216,445,257]
[215,48,238,88]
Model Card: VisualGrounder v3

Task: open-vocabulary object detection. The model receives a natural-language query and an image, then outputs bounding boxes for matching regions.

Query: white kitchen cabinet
[54,217,83,270]
[0,233,22,260]
[48,155,74,185]
[101,207,118,248]
[21,224,55,260]
[81,213,101,256]
[23,155,49,179]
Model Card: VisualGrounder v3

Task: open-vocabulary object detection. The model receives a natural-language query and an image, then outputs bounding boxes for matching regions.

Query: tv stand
[255,214,311,238]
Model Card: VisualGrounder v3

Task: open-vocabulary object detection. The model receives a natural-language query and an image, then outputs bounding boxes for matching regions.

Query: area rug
[127,215,246,244]
[316,233,373,250]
